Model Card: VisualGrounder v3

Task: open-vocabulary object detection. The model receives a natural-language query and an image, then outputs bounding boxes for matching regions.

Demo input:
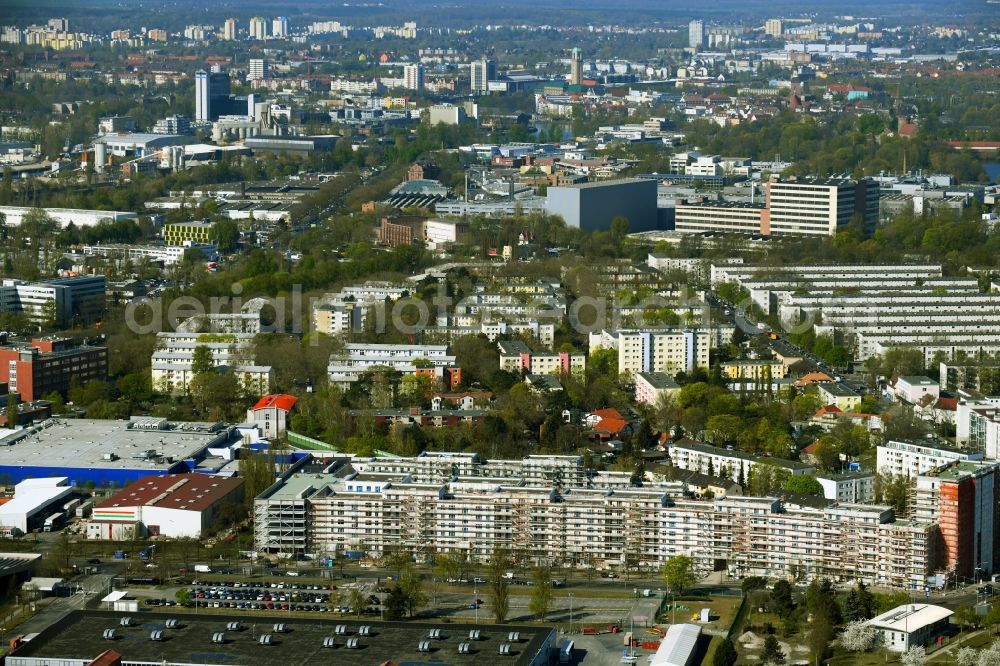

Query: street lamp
[569,593,574,632]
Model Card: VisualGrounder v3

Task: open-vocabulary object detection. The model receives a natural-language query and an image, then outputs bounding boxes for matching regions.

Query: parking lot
[145,578,378,616]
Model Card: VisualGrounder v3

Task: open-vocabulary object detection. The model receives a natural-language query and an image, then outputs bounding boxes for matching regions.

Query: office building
[470,58,497,94]
[271,16,289,38]
[689,20,704,48]
[546,178,658,232]
[765,177,879,236]
[89,473,244,539]
[249,16,268,40]
[0,275,105,327]
[403,63,424,91]
[569,47,583,85]
[163,221,213,245]
[194,70,210,121]
[497,341,585,376]
[152,115,191,135]
[0,337,107,400]
[674,201,766,235]
[222,18,237,41]
[877,440,983,478]
[247,58,270,81]
[765,18,783,38]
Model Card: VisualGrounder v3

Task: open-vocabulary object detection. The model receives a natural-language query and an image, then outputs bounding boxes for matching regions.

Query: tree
[384,585,407,620]
[4,391,17,428]
[529,564,554,621]
[610,216,629,244]
[837,621,878,652]
[191,345,214,376]
[761,635,785,664]
[349,587,366,617]
[782,475,823,496]
[807,616,835,666]
[901,646,927,666]
[712,637,738,666]
[211,218,240,252]
[769,580,795,619]
[741,576,767,596]
[487,548,512,623]
[175,588,192,606]
[662,555,696,594]
[956,646,979,665]
[397,565,427,618]
[842,582,875,622]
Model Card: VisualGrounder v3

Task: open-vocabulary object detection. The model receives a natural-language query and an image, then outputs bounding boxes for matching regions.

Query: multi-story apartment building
[470,58,497,94]
[497,341,585,376]
[957,396,1000,458]
[816,471,876,504]
[256,457,938,588]
[876,440,983,478]
[151,331,272,394]
[914,461,1000,581]
[403,63,425,91]
[634,371,681,406]
[721,360,788,381]
[669,440,814,483]
[312,283,409,337]
[674,201,766,235]
[593,328,712,376]
[248,59,270,81]
[327,343,460,389]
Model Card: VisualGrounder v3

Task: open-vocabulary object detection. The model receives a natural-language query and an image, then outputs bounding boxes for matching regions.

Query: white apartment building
[602,328,712,376]
[957,396,1000,458]
[669,440,814,483]
[816,472,876,503]
[402,63,424,90]
[312,282,409,336]
[876,440,983,478]
[327,343,457,386]
[497,341,585,376]
[710,263,942,288]
[256,461,933,588]
[151,331,272,394]
[894,376,940,405]
[248,58,270,81]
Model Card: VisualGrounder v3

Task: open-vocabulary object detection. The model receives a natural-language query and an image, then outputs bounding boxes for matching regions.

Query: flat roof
[637,371,681,390]
[0,419,234,471]
[96,474,243,513]
[14,611,555,666]
[549,177,653,190]
[867,604,952,633]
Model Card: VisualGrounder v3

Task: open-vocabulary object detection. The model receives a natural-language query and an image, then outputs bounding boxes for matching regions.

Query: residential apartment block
[876,440,983,478]
[255,455,941,589]
[589,328,712,376]
[634,371,681,406]
[151,331,272,395]
[669,440,814,482]
[327,343,461,389]
[816,471,876,504]
[497,341,585,376]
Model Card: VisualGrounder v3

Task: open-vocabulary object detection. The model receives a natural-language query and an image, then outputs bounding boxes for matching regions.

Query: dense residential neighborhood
[0,0,998,664]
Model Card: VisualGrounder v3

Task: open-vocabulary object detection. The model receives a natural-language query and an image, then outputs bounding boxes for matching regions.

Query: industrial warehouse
[0,417,244,486]
[6,611,557,666]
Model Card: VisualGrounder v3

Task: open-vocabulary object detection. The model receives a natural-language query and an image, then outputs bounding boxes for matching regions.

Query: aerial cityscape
[0,0,997,663]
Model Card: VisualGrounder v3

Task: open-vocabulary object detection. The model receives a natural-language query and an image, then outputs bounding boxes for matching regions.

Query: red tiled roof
[594,418,629,435]
[814,404,843,418]
[802,441,820,454]
[935,397,958,411]
[96,474,243,513]
[590,408,623,421]
[252,394,298,413]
